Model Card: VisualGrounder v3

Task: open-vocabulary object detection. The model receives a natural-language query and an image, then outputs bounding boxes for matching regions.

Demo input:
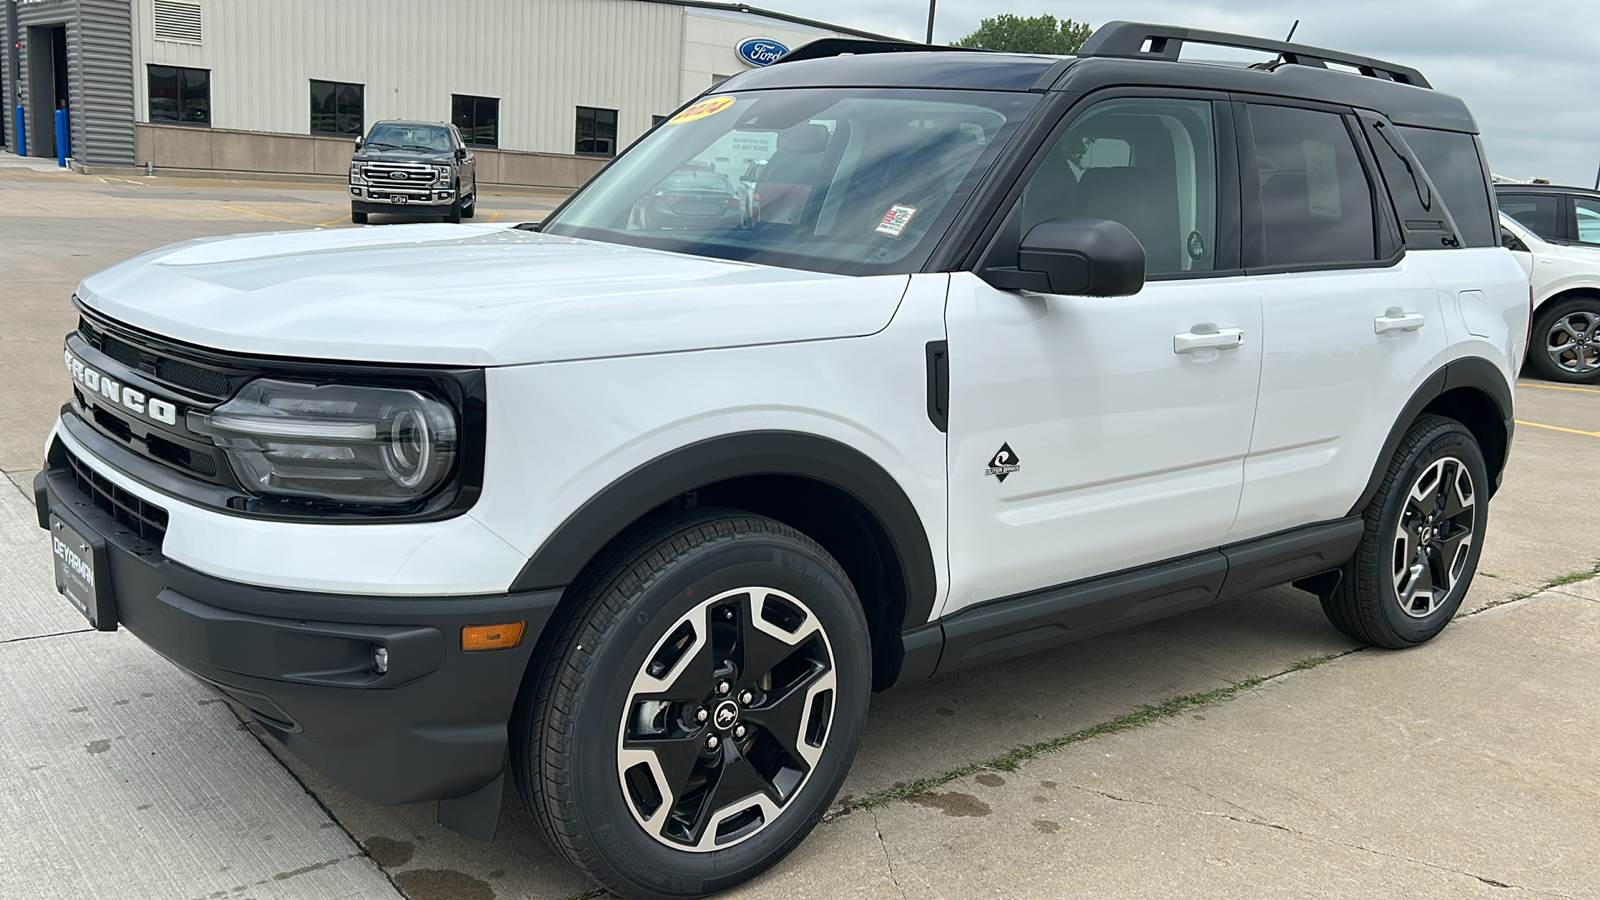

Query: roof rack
[1077,21,1431,89]
[775,38,980,65]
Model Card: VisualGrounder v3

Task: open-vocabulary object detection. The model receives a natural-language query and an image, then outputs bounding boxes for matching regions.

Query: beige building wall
[679,7,837,102]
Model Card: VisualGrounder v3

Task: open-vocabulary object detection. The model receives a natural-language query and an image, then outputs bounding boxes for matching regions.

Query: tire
[351,209,368,224]
[1527,296,1600,383]
[446,199,463,224]
[511,510,871,900]
[461,192,476,219]
[1321,415,1488,648]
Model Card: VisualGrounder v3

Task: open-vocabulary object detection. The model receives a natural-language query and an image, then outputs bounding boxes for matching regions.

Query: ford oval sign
[737,38,789,68]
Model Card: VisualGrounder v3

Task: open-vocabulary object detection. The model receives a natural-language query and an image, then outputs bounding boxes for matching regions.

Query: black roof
[718,22,1477,133]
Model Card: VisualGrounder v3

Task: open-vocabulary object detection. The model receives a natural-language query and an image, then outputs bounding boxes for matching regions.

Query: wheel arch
[1349,358,1513,516]
[1534,284,1600,314]
[509,431,939,691]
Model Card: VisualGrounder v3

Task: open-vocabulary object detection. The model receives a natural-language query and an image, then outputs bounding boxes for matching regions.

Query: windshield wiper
[365,141,399,150]
[401,144,443,152]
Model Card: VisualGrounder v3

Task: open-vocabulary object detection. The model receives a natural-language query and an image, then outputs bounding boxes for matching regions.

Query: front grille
[77,316,235,401]
[361,162,441,187]
[63,445,169,545]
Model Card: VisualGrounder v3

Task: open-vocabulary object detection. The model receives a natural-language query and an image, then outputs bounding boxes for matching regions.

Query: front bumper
[34,454,561,807]
[350,183,456,210]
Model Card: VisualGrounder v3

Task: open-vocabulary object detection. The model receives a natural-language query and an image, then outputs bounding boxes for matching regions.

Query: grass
[1545,562,1600,588]
[831,651,1345,817]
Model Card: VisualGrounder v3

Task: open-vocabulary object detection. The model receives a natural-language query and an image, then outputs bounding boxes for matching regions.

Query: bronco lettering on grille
[65,348,180,426]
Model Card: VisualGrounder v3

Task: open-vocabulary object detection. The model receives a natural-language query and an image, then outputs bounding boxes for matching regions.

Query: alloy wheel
[1391,456,1476,618]
[1546,310,1600,376]
[616,586,836,852]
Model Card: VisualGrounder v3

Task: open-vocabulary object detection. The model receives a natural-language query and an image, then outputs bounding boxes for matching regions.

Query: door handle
[1375,308,1426,334]
[1173,327,1245,353]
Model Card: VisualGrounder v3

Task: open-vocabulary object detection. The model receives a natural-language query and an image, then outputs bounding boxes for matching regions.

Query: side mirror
[455,147,468,161]
[981,218,1145,297]
[354,136,364,151]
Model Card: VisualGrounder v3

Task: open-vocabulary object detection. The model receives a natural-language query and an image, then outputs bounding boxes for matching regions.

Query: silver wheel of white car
[1530,297,1600,384]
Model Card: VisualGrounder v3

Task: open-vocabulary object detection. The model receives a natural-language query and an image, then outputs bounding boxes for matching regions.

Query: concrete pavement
[3,164,1599,899]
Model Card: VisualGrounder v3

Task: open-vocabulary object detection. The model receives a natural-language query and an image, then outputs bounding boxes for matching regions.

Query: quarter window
[1017,97,1220,277]
[576,106,618,157]
[1498,193,1562,240]
[1396,126,1495,248]
[452,95,498,148]
[1247,104,1376,267]
[310,80,364,137]
[147,65,210,127]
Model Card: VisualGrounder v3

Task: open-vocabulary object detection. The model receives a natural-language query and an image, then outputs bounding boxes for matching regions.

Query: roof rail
[776,38,978,65]
[1078,21,1431,89]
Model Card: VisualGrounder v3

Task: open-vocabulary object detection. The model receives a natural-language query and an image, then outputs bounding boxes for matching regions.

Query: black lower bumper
[351,198,455,216]
[35,460,560,808]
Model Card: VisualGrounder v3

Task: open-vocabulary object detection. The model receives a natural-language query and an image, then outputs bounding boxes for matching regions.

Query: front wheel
[1321,415,1487,648]
[512,511,871,899]
[461,191,476,219]
[445,199,462,224]
[350,209,368,224]
[1528,296,1600,383]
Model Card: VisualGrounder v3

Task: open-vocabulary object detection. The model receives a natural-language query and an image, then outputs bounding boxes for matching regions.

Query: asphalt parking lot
[2,156,1599,900]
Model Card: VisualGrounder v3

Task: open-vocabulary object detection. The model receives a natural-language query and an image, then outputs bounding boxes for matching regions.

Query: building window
[148,65,210,127]
[576,106,617,157]
[310,80,364,137]
[452,95,498,148]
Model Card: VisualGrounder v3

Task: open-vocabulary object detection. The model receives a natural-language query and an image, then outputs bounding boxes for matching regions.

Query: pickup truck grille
[361,162,441,186]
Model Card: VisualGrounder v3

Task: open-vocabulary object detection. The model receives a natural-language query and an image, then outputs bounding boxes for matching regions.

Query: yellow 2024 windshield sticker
[669,96,736,125]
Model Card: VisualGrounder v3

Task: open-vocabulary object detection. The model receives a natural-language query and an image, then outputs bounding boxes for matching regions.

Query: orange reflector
[461,621,526,652]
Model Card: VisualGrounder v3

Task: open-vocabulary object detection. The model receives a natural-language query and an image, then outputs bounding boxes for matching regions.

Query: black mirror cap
[985,218,1145,297]
[455,147,468,160]
[354,136,364,150]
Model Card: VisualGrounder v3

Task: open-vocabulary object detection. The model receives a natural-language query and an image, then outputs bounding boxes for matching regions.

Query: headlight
[435,165,452,182]
[349,164,364,183]
[188,379,458,507]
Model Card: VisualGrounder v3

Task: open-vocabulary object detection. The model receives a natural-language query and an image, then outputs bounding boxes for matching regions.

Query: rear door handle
[1174,327,1245,353]
[1375,308,1426,334]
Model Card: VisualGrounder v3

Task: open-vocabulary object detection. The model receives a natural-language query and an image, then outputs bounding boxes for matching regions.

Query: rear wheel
[1321,415,1487,648]
[512,511,870,900]
[1528,296,1600,383]
[351,209,368,224]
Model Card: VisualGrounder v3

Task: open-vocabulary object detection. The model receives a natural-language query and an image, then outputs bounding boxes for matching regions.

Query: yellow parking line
[1515,419,1600,437]
[488,211,500,223]
[315,216,350,227]
[1517,382,1600,395]
[221,204,323,227]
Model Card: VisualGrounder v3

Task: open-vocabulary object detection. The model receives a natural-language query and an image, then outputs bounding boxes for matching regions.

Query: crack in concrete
[869,808,907,899]
[1071,785,1568,895]
[0,628,95,645]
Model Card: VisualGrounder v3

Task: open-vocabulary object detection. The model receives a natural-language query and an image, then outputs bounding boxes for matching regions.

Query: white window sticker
[875,204,918,238]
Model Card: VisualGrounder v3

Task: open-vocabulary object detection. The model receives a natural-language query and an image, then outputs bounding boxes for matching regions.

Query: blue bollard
[55,108,69,167]
[13,105,24,157]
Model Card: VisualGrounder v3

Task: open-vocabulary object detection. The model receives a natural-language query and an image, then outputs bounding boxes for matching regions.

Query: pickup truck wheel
[461,193,476,219]
[350,209,367,224]
[446,200,462,224]
[511,510,870,900]
[1321,415,1486,648]
[1528,297,1600,383]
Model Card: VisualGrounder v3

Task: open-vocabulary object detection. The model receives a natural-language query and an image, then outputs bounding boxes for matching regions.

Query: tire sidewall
[1368,422,1488,643]
[556,529,871,898]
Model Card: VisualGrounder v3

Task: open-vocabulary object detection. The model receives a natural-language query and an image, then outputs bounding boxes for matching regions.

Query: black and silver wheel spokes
[1547,311,1600,376]
[617,587,836,852]
[1391,456,1476,618]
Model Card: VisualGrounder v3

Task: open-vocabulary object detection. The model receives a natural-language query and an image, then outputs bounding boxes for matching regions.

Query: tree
[952,14,1092,55]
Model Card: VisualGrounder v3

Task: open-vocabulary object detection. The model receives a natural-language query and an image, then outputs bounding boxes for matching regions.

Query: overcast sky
[758,0,1599,187]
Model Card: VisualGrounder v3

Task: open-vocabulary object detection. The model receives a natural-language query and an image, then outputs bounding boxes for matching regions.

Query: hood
[76,225,910,366]
[353,148,455,164]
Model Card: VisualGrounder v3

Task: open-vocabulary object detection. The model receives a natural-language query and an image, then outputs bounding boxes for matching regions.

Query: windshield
[543,88,1040,275]
[365,124,453,152]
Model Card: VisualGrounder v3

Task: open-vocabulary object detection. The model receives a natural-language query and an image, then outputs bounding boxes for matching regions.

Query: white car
[35,23,1529,900]
[1500,211,1600,382]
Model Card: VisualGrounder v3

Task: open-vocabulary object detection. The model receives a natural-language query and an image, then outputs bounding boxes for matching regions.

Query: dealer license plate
[50,514,107,628]
[389,196,409,205]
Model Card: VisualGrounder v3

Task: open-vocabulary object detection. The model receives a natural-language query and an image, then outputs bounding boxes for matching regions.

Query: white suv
[36,23,1528,900]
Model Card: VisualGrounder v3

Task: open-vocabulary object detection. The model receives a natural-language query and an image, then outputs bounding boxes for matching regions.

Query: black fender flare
[509,431,939,631]
[1347,357,1514,515]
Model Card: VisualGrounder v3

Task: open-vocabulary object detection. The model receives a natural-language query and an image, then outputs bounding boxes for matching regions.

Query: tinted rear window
[1397,127,1495,248]
[1498,193,1563,240]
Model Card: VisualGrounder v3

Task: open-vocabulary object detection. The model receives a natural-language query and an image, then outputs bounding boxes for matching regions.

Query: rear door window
[1575,198,1600,245]
[1498,193,1564,240]
[1397,126,1496,248]
[1245,104,1377,268]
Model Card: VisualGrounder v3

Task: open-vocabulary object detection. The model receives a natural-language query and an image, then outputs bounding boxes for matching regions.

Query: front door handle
[1174,327,1245,353]
[1375,308,1426,334]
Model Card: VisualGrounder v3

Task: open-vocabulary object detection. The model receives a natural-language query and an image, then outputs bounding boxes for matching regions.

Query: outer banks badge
[985,443,1021,482]
[875,204,918,237]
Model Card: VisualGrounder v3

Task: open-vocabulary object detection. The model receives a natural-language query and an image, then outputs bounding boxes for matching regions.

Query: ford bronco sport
[37,23,1527,899]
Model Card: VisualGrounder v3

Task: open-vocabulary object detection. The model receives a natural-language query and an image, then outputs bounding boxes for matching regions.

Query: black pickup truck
[348,120,478,224]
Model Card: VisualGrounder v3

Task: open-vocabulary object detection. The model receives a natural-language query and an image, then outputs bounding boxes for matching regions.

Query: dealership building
[1,0,883,187]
